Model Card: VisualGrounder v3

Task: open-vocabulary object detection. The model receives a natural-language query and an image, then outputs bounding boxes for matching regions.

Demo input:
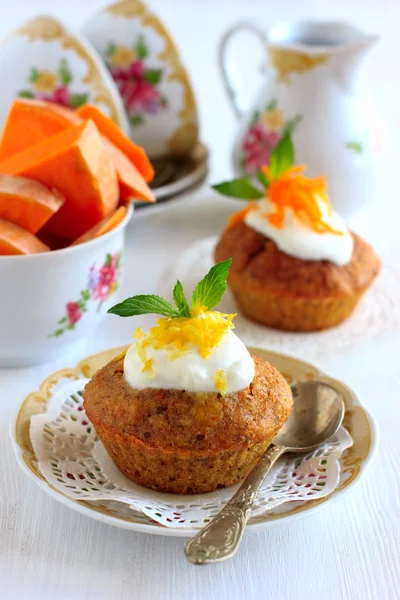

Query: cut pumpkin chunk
[71,206,127,246]
[0,98,82,160]
[102,137,155,203]
[0,173,64,233]
[0,218,50,255]
[0,120,119,239]
[77,104,155,183]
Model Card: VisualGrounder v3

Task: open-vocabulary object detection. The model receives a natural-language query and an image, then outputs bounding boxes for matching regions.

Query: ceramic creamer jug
[220,21,381,216]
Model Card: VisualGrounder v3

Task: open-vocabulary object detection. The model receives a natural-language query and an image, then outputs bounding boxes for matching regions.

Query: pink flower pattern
[17,58,89,109]
[106,37,168,127]
[240,101,302,174]
[50,252,122,337]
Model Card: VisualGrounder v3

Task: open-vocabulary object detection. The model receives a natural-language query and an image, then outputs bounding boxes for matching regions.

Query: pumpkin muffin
[84,352,292,494]
[213,134,380,331]
[83,261,293,494]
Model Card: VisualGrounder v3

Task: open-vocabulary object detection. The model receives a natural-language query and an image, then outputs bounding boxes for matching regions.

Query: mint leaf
[173,280,191,317]
[269,133,294,179]
[212,177,264,200]
[256,170,269,188]
[108,295,180,318]
[192,259,232,311]
[143,69,162,84]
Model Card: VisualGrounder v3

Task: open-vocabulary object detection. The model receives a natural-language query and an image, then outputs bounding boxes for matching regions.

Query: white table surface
[1,0,400,599]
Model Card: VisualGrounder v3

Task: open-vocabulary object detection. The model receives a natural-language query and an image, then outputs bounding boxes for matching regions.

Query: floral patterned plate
[10,345,377,536]
[0,15,129,133]
[82,0,199,158]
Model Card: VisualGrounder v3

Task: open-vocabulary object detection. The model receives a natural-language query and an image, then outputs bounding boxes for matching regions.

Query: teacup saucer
[135,142,209,213]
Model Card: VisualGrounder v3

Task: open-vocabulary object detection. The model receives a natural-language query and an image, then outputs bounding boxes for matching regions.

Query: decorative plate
[10,345,377,537]
[0,15,129,133]
[82,0,199,158]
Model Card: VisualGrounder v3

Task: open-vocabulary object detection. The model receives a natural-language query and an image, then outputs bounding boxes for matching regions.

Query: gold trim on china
[106,0,198,156]
[13,16,121,125]
[14,345,372,531]
[268,47,329,84]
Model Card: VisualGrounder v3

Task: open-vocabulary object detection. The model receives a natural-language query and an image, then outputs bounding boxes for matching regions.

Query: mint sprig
[173,280,191,317]
[212,132,295,200]
[212,177,264,200]
[108,259,232,318]
[108,295,180,318]
[192,259,231,311]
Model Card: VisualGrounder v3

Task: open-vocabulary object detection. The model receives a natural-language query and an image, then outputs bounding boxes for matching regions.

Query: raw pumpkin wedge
[0,218,50,255]
[0,120,119,239]
[0,99,154,203]
[102,137,155,203]
[0,98,82,160]
[77,104,155,183]
[71,206,127,246]
[0,173,64,233]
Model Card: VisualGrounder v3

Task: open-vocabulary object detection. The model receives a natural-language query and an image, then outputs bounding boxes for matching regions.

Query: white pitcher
[219,21,381,216]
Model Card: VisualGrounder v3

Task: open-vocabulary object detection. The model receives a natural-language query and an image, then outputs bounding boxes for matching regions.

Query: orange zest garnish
[227,203,257,230]
[261,165,343,235]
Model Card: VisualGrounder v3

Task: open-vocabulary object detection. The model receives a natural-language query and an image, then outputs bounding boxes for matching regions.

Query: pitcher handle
[218,21,268,120]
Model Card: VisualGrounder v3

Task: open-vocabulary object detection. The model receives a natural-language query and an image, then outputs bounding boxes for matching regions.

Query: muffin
[83,261,293,494]
[213,134,380,331]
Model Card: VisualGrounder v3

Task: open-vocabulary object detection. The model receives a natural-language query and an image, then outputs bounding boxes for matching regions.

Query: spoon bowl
[185,380,345,564]
[274,381,345,451]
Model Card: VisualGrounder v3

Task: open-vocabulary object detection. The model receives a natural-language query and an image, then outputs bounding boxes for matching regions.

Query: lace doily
[30,379,352,529]
[158,237,400,362]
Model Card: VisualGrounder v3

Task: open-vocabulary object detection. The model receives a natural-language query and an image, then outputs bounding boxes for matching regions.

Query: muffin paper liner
[159,237,400,362]
[30,378,352,529]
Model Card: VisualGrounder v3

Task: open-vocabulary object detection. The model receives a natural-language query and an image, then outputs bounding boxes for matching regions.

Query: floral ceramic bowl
[0,205,133,367]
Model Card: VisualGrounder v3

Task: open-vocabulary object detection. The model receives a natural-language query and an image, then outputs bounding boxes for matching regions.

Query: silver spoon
[185,381,345,564]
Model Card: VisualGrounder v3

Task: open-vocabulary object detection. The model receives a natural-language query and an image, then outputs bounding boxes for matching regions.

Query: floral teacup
[0,206,133,368]
[0,15,129,134]
[82,0,199,158]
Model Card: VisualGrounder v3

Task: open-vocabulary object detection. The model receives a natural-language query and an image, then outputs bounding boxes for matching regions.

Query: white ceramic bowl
[0,205,133,367]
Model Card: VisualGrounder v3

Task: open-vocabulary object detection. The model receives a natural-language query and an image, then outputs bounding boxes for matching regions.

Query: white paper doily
[158,237,400,362]
[30,378,352,529]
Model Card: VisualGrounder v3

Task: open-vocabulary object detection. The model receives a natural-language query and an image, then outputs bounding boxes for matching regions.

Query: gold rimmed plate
[10,345,378,537]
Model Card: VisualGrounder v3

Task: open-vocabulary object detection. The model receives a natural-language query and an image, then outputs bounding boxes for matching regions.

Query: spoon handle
[185,445,286,564]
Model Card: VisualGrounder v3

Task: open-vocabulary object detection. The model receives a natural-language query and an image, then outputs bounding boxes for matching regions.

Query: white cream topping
[244,198,354,266]
[124,329,254,394]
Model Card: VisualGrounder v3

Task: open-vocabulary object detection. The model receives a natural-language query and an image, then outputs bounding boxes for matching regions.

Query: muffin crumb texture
[83,354,293,494]
[215,221,380,331]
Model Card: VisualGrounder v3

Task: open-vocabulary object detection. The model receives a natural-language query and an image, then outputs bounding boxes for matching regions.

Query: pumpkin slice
[0,218,50,255]
[0,98,82,160]
[0,120,119,239]
[0,99,154,203]
[102,137,155,203]
[0,173,64,233]
[77,104,155,183]
[37,230,71,251]
[71,206,127,246]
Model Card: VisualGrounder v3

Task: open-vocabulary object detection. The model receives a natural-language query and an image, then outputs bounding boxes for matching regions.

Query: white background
[1,1,399,599]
